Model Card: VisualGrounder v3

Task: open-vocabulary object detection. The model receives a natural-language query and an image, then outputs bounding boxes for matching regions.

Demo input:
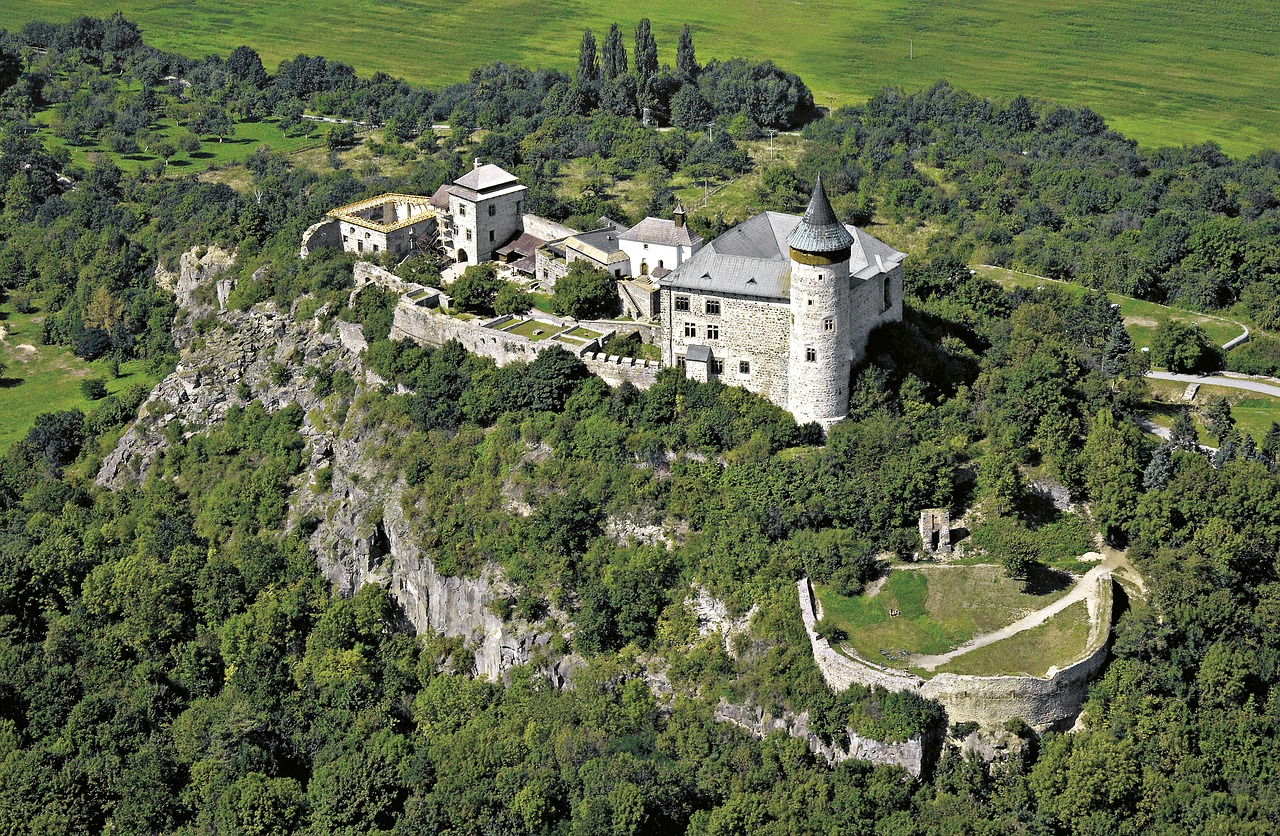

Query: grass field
[977,265,1247,350]
[814,565,1076,668]
[935,599,1091,677]
[8,2,1280,155]
[0,301,161,452]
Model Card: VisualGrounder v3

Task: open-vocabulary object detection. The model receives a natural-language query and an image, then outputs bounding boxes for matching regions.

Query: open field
[934,599,1091,677]
[0,301,161,452]
[977,265,1248,351]
[814,564,1077,668]
[8,1,1280,154]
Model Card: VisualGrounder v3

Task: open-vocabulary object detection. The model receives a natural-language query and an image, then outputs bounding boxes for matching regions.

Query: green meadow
[5,1,1280,155]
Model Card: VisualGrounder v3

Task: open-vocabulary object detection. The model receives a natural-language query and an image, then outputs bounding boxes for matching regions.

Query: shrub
[1150,319,1214,373]
[450,264,501,314]
[80,377,108,400]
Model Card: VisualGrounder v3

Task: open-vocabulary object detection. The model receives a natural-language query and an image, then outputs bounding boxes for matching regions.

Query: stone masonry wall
[300,218,341,259]
[581,353,662,389]
[787,257,852,426]
[798,576,1113,731]
[849,264,904,363]
[659,286,791,406]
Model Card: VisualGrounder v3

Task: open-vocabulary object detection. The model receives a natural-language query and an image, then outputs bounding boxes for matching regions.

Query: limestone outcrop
[713,700,933,778]
[100,247,563,681]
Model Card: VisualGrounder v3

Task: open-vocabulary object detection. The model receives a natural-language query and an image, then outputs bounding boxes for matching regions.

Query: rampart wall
[798,576,1113,731]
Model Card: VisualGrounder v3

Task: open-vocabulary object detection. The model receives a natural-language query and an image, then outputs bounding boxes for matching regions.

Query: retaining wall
[581,352,662,389]
[798,576,1113,731]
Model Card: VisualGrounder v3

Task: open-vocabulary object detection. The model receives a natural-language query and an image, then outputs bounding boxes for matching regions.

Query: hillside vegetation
[5,0,1280,153]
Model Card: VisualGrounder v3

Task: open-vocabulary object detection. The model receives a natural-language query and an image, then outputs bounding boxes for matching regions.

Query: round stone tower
[786,175,854,427]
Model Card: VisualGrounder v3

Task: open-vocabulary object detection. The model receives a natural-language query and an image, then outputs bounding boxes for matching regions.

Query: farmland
[5,1,1280,155]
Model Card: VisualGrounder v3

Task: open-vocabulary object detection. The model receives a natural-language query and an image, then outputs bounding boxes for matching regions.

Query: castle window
[643,243,649,250]
[711,359,724,375]
[707,324,720,340]
[349,227,355,233]
[684,322,697,337]
[516,201,522,213]
[823,317,834,332]
[488,205,496,217]
[373,244,379,252]
[489,230,495,242]
[883,276,892,310]
[805,347,816,362]
[739,360,750,375]
[466,230,472,240]
[459,205,466,216]
[675,296,690,312]
[342,236,348,243]
[365,232,371,238]
[807,299,813,306]
[705,299,721,315]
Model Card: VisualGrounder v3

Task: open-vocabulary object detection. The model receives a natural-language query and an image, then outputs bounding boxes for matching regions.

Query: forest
[2,14,1280,835]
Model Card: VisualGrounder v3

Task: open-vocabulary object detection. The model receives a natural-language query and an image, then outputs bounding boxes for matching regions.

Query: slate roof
[620,217,703,248]
[685,344,713,363]
[495,232,545,260]
[786,175,855,253]
[657,209,904,301]
[565,228,628,263]
[429,184,451,210]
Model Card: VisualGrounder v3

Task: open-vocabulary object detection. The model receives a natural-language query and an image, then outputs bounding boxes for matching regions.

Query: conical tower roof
[786,175,854,254]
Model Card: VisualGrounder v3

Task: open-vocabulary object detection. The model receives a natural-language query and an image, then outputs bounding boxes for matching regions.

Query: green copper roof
[786,175,854,253]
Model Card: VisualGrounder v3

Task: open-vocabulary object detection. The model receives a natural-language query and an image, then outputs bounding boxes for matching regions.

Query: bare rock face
[100,250,566,682]
[713,700,933,778]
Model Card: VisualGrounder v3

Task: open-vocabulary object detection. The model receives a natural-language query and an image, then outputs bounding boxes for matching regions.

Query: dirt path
[911,551,1129,671]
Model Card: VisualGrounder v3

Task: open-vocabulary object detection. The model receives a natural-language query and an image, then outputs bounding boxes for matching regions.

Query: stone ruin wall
[798,576,1114,732]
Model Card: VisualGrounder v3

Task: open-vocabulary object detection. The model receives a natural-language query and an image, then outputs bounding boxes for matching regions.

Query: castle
[657,177,905,427]
[306,166,905,429]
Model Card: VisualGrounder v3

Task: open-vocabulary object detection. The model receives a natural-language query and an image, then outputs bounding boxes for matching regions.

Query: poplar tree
[677,24,700,80]
[602,23,628,81]
[634,18,658,85]
[577,29,599,82]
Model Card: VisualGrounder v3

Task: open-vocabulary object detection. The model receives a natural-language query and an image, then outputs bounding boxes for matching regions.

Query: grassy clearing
[977,265,1247,351]
[935,599,1091,677]
[814,564,1073,665]
[1144,378,1280,446]
[501,319,560,340]
[0,301,160,452]
[9,1,1280,154]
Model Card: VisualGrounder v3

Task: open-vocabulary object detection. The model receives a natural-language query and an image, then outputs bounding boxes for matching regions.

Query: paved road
[1146,371,1280,398]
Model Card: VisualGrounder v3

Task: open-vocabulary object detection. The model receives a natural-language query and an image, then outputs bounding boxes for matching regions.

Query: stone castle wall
[798,576,1113,731]
[849,264,904,363]
[581,352,662,389]
[300,218,341,259]
[659,286,791,407]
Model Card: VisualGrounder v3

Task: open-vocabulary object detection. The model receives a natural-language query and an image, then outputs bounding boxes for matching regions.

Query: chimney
[673,201,686,228]
[473,156,481,169]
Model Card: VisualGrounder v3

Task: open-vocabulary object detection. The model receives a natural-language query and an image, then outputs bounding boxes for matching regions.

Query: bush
[1225,333,1280,377]
[494,282,532,316]
[80,377,108,400]
[813,618,847,644]
[1151,319,1214,373]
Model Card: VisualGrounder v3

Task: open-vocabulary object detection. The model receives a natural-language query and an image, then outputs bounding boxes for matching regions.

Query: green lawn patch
[0,302,160,452]
[1144,379,1280,446]
[814,564,1074,666]
[935,599,1091,677]
[501,319,560,341]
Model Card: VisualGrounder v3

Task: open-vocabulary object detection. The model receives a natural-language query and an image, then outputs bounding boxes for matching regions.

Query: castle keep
[657,178,905,427]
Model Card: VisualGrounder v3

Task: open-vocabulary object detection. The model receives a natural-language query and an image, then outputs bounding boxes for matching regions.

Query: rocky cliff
[101,247,564,681]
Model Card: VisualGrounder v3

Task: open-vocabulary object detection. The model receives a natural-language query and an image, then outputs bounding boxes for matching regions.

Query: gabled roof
[565,228,628,264]
[620,216,703,248]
